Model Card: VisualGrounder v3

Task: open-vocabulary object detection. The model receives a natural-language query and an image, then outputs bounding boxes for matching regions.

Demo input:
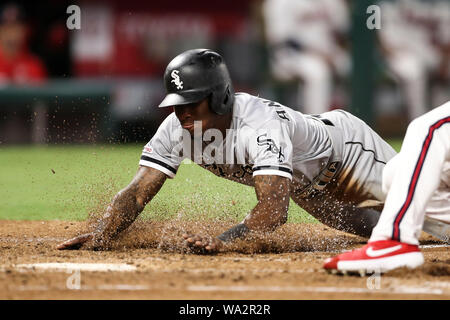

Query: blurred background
[0,0,449,144]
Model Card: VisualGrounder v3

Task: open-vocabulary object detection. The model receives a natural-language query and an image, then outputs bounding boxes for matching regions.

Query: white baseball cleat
[323,240,424,274]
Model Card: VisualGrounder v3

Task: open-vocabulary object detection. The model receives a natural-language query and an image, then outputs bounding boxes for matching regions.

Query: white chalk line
[10,263,137,272]
[0,263,314,275]
[12,284,155,292]
[423,281,450,288]
[8,284,447,296]
[419,244,450,249]
[186,284,446,296]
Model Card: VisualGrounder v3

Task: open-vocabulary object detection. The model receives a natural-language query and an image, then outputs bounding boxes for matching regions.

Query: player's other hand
[182,233,223,254]
[56,233,93,250]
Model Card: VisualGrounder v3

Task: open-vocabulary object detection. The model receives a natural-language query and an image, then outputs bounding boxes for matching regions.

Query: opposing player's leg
[420,162,450,243]
[324,101,450,274]
[379,148,450,242]
[370,102,450,245]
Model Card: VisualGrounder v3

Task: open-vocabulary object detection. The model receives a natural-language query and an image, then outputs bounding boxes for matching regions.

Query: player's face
[174,99,219,137]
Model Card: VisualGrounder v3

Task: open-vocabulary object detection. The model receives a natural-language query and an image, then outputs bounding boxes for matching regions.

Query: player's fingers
[194,240,203,247]
[56,238,83,250]
[56,233,92,250]
[56,241,71,250]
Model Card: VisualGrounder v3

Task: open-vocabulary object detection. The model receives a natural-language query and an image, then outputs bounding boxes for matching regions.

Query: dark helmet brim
[158,91,208,108]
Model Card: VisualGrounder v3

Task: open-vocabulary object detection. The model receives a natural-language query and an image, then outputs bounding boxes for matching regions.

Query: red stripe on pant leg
[392,116,450,241]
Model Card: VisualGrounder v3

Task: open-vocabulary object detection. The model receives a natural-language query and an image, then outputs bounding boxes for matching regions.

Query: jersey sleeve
[139,114,182,178]
[247,120,293,180]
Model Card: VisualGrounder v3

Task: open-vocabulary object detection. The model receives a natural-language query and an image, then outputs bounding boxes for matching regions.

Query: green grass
[0,139,402,222]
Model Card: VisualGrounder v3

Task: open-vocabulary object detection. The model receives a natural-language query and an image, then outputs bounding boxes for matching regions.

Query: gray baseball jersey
[140,93,396,204]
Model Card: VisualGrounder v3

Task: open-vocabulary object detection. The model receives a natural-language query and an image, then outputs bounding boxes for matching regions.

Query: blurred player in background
[431,0,450,107]
[0,3,46,85]
[378,0,450,120]
[324,100,450,274]
[262,0,350,114]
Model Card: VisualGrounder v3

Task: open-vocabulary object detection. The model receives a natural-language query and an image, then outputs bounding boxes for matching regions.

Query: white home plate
[14,263,137,272]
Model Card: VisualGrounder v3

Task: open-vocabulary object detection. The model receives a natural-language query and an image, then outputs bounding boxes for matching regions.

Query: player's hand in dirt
[56,233,94,250]
[182,233,223,254]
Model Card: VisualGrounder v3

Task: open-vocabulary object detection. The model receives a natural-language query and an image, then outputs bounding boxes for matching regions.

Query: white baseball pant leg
[370,101,450,245]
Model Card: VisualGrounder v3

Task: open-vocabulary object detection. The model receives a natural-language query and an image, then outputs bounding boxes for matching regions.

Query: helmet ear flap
[209,88,220,114]
[223,85,231,106]
[210,84,234,115]
[222,84,234,114]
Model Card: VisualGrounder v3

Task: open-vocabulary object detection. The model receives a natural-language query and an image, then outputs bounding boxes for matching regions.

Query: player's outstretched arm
[242,174,290,231]
[183,175,290,253]
[57,166,167,250]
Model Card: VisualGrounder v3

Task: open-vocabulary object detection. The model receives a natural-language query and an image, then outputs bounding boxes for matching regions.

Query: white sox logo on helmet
[171,70,183,90]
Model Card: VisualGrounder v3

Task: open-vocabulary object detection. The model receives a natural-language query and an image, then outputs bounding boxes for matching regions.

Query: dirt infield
[1,220,449,299]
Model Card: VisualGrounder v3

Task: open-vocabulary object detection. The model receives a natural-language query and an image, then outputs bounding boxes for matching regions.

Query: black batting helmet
[158,49,235,115]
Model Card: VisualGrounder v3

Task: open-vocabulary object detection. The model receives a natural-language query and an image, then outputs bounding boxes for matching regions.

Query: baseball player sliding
[324,101,450,274]
[56,49,446,253]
